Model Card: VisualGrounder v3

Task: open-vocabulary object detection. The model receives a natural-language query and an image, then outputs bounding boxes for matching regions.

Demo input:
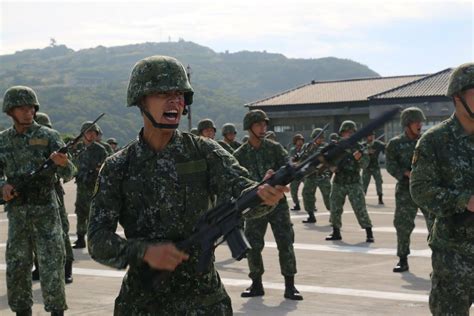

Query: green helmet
[35,112,52,128]
[339,120,357,134]
[265,131,276,140]
[447,63,474,97]
[81,121,100,134]
[197,118,216,134]
[2,86,40,113]
[190,127,199,135]
[310,128,324,139]
[127,55,194,107]
[330,133,339,141]
[222,123,237,136]
[400,107,425,127]
[106,137,118,145]
[292,133,304,144]
[243,109,269,130]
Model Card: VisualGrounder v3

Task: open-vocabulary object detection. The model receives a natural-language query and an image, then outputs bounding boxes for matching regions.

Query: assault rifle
[0,113,105,205]
[143,107,400,290]
[293,123,330,161]
[361,133,385,152]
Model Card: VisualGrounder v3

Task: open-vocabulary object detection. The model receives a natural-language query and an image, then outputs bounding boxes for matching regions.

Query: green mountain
[0,41,379,143]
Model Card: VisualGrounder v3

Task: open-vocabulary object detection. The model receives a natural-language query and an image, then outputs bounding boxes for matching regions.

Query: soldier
[32,112,74,284]
[288,133,305,211]
[361,131,386,205]
[326,120,374,242]
[300,128,332,223]
[197,118,217,139]
[234,109,302,301]
[264,130,277,141]
[0,86,75,316]
[410,63,474,315]
[329,132,339,143]
[87,55,288,315]
[96,126,114,155]
[72,121,107,249]
[218,123,242,153]
[385,107,433,273]
[106,137,119,152]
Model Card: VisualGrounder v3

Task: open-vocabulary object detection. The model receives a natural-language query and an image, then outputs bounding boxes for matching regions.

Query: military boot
[16,308,32,316]
[284,276,303,300]
[290,204,301,211]
[378,194,384,205]
[302,214,316,223]
[51,311,64,316]
[65,260,73,284]
[393,257,409,273]
[325,227,342,240]
[241,277,265,297]
[32,257,40,281]
[73,234,86,249]
[366,227,374,243]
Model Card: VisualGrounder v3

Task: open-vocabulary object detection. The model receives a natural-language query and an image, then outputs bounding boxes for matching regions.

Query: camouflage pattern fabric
[361,139,385,195]
[88,130,272,314]
[410,115,474,315]
[446,62,474,96]
[74,141,107,236]
[233,138,297,278]
[99,140,115,156]
[217,140,235,154]
[386,133,434,257]
[2,85,40,113]
[55,181,74,261]
[0,122,75,312]
[330,144,372,229]
[288,145,303,207]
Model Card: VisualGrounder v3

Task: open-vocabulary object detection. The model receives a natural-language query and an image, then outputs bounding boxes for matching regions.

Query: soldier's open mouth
[163,110,178,120]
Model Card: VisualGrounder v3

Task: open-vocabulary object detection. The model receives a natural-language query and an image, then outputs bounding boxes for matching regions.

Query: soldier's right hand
[143,243,189,271]
[467,196,474,212]
[2,184,17,201]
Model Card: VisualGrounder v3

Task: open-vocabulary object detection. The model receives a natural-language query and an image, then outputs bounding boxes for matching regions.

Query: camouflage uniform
[218,123,242,154]
[361,138,385,197]
[234,138,297,280]
[88,55,274,315]
[410,63,474,315]
[385,108,433,264]
[0,86,75,313]
[288,145,303,209]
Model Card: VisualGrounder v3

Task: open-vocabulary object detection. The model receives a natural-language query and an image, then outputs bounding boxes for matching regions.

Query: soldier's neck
[13,123,31,134]
[248,135,262,149]
[455,111,474,135]
[143,126,173,151]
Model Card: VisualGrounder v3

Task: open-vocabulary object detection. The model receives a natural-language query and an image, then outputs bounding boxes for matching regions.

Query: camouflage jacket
[362,139,385,169]
[74,141,108,185]
[298,142,332,180]
[88,130,271,302]
[385,132,418,185]
[332,142,369,184]
[99,140,115,156]
[288,145,303,161]
[233,138,288,206]
[0,122,76,208]
[217,140,235,154]
[410,115,474,257]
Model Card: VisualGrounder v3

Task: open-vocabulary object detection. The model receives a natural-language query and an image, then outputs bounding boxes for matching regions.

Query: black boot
[325,227,342,240]
[366,227,374,243]
[32,257,40,281]
[393,257,409,273]
[284,276,303,300]
[65,260,73,284]
[73,234,86,249]
[51,311,64,316]
[241,277,265,297]
[291,204,301,211]
[16,308,32,316]
[378,194,384,205]
[302,214,316,223]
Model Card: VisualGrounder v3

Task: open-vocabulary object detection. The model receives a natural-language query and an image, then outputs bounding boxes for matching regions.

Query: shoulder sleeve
[385,138,405,181]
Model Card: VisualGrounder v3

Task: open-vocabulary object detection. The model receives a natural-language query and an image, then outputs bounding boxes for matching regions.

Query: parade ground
[0,169,439,315]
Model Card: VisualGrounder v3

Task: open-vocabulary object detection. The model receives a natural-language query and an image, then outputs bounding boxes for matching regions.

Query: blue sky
[0,0,472,76]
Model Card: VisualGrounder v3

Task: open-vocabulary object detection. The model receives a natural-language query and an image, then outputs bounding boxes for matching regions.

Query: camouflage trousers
[430,248,473,315]
[289,179,302,207]
[75,182,95,236]
[394,183,433,257]
[361,167,383,195]
[330,181,372,229]
[302,176,331,216]
[244,202,297,279]
[58,192,74,261]
[6,204,67,312]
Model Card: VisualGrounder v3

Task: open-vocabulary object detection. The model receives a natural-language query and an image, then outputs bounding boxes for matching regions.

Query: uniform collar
[9,121,41,137]
[448,114,471,140]
[134,128,183,163]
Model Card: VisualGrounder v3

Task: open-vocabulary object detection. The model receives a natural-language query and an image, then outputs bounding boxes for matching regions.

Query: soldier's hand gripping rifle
[0,113,105,205]
[293,123,330,161]
[145,107,400,290]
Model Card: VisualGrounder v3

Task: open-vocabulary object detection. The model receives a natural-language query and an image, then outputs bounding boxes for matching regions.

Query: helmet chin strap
[459,95,474,118]
[140,107,179,129]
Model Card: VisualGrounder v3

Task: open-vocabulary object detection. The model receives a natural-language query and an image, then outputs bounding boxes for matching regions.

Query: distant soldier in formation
[410,63,474,315]
[326,120,374,242]
[361,131,385,205]
[197,118,217,139]
[97,126,114,155]
[72,121,108,249]
[288,133,305,211]
[329,132,339,143]
[106,137,119,152]
[386,107,434,273]
[218,123,242,153]
[0,86,76,316]
[234,109,302,301]
[300,128,332,223]
[33,112,74,284]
